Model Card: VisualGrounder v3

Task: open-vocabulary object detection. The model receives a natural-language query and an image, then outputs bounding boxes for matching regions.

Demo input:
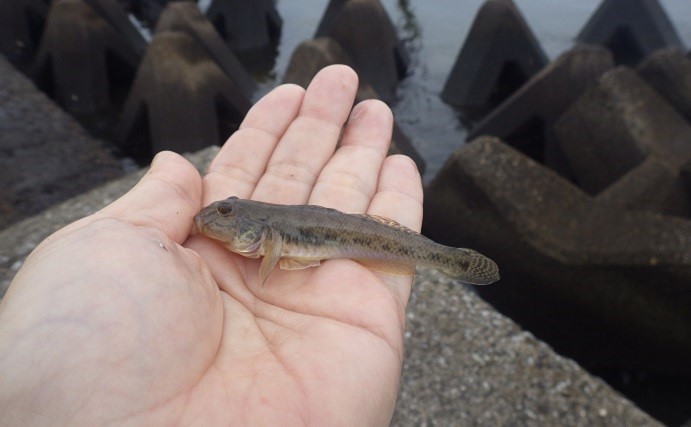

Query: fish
[193,196,499,285]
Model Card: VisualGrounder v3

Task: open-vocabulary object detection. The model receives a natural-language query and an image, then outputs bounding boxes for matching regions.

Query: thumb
[95,151,203,244]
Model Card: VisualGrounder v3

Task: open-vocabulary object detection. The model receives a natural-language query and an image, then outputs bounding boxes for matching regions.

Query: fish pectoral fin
[259,229,283,286]
[355,259,416,276]
[279,258,321,270]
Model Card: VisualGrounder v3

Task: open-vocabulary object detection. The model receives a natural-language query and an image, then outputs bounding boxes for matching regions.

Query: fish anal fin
[279,258,321,270]
[259,229,282,286]
[355,258,416,276]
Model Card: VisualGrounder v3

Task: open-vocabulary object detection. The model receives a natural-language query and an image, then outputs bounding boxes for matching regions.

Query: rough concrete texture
[441,0,548,119]
[315,0,408,104]
[32,0,141,115]
[424,137,691,377]
[467,45,613,177]
[637,47,691,124]
[155,1,256,100]
[0,54,123,230]
[0,146,659,426]
[392,270,659,426]
[119,32,251,159]
[555,67,691,209]
[596,156,691,217]
[282,37,426,174]
[577,0,684,66]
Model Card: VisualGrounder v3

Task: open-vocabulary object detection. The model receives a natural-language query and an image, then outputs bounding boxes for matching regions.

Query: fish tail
[437,248,500,285]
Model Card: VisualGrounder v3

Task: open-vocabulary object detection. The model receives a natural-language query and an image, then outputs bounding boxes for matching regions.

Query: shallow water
[200,0,691,182]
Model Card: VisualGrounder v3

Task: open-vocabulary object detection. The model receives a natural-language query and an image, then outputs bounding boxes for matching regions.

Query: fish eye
[217,202,232,215]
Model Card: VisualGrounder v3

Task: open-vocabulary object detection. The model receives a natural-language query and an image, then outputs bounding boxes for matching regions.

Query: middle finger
[251,65,358,205]
[308,99,393,213]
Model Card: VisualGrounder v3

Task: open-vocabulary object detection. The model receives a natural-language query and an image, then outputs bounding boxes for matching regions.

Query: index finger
[202,83,306,205]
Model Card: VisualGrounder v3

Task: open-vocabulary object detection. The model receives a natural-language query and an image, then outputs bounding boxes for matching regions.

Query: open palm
[0,65,423,425]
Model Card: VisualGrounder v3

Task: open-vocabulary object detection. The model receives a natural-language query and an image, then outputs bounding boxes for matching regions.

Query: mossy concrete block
[555,67,691,196]
[155,1,256,99]
[315,0,408,104]
[119,32,251,158]
[424,136,691,376]
[467,45,613,176]
[31,0,141,114]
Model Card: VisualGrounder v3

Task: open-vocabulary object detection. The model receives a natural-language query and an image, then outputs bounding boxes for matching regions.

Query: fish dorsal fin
[352,214,420,235]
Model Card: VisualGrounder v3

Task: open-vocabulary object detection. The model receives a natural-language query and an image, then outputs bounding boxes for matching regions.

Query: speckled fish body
[193,196,499,285]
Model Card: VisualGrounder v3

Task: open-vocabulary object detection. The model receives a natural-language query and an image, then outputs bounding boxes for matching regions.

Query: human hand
[0,65,423,425]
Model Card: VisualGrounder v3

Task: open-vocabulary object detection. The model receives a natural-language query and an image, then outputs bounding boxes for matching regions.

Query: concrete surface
[392,269,659,426]
[0,54,123,230]
[0,145,660,426]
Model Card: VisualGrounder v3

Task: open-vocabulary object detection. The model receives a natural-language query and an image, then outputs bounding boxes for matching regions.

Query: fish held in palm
[193,197,499,285]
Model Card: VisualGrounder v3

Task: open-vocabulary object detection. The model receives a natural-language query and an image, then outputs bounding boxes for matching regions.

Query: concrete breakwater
[1,0,690,424]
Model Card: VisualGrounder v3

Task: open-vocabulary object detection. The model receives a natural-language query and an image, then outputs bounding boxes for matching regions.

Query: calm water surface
[203,1,691,182]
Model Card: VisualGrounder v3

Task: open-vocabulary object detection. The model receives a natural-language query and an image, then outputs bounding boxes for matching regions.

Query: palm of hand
[0,66,422,425]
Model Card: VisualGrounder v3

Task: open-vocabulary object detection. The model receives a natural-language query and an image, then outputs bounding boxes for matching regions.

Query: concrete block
[83,0,148,56]
[0,0,49,70]
[596,157,691,217]
[441,0,548,120]
[282,37,354,88]
[577,0,685,66]
[424,136,691,377]
[282,37,425,174]
[155,1,256,99]
[205,0,282,53]
[555,67,691,195]
[31,0,141,115]
[127,0,193,25]
[637,47,691,124]
[119,32,251,160]
[315,0,408,104]
[467,45,613,176]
